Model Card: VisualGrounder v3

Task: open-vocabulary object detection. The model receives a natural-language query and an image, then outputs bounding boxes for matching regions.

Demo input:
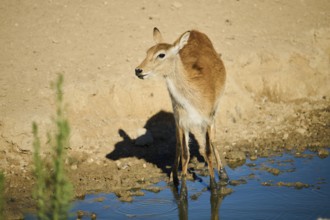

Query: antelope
[135,28,229,186]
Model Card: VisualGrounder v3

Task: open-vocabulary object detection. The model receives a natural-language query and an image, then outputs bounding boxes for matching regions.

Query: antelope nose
[135,68,143,76]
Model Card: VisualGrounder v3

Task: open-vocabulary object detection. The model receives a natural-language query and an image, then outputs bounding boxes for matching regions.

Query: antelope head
[135,27,190,79]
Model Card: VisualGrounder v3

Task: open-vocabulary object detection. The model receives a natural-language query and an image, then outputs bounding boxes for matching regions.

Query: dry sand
[0,0,329,218]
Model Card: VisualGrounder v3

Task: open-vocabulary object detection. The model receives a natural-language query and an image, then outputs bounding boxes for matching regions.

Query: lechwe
[135,28,229,186]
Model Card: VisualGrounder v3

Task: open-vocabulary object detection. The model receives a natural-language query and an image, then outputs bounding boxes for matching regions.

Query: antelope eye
[157,53,166,59]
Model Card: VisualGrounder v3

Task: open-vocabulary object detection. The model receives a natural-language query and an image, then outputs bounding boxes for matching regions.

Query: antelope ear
[153,27,163,44]
[173,31,190,53]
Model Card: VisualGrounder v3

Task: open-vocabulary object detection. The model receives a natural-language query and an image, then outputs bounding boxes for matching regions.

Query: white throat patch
[165,78,206,128]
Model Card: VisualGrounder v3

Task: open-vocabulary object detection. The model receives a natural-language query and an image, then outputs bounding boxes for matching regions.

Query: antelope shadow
[106,110,204,176]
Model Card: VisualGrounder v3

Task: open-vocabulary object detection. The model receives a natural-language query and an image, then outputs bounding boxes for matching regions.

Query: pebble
[115,160,130,170]
[143,186,162,193]
[246,163,257,167]
[261,181,272,186]
[266,167,281,176]
[318,148,329,158]
[229,179,247,186]
[119,196,133,202]
[70,164,78,170]
[77,210,84,218]
[226,150,246,161]
[115,161,122,169]
[115,191,134,202]
[250,155,258,161]
[130,190,145,197]
[93,197,105,202]
[276,181,310,189]
[91,212,97,220]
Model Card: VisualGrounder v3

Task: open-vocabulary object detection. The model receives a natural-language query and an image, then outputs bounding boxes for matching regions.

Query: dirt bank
[0,0,329,218]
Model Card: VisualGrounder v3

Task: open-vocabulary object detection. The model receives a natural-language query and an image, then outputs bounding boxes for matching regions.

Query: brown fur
[135,28,228,185]
[178,30,226,117]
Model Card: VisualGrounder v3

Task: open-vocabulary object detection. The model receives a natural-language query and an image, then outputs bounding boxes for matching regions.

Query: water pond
[28,150,330,219]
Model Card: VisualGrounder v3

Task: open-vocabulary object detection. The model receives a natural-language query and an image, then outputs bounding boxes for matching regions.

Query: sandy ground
[0,0,329,218]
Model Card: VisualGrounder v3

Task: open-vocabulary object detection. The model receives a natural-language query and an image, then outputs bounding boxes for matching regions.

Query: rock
[115,190,133,202]
[294,182,309,189]
[318,148,329,158]
[143,186,162,193]
[134,128,154,146]
[115,161,122,169]
[248,173,256,179]
[115,160,130,170]
[130,190,145,197]
[250,155,258,161]
[261,181,272,186]
[93,197,105,202]
[229,179,247,186]
[246,163,257,167]
[226,150,246,168]
[276,181,310,189]
[91,213,97,220]
[77,210,84,219]
[226,150,246,162]
[266,167,281,176]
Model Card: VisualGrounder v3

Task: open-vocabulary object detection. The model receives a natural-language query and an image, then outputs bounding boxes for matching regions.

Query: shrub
[32,74,73,220]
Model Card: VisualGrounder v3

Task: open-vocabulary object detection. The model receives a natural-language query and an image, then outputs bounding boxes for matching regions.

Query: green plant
[32,74,73,220]
[0,172,4,220]
[33,123,47,220]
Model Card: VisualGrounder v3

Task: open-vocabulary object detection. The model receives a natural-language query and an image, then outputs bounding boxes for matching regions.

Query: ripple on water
[115,198,177,218]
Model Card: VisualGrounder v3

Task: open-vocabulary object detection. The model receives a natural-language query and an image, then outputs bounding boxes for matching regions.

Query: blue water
[221,153,330,220]
[72,150,330,220]
[27,150,330,219]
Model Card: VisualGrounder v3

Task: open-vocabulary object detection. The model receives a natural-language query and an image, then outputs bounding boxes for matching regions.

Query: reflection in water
[210,188,223,220]
[171,177,188,220]
[171,177,230,220]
